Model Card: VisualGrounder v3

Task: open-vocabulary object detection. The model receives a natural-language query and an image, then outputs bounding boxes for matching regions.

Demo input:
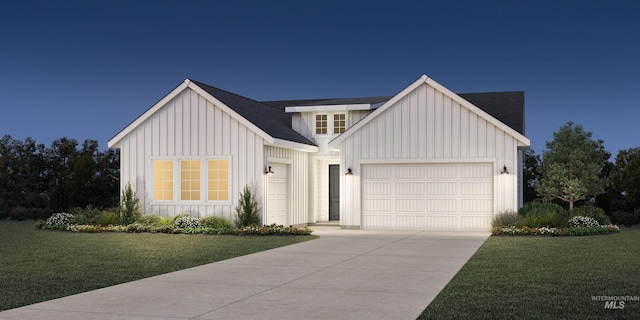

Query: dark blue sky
[1,0,639,157]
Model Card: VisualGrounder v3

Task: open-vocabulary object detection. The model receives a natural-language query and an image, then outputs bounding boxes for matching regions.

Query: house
[107,75,530,230]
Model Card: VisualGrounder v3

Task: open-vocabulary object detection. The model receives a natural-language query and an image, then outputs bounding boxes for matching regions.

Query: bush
[235,224,313,235]
[200,215,231,229]
[611,210,640,227]
[120,182,140,225]
[492,210,521,227]
[570,206,611,225]
[521,211,566,228]
[234,185,260,227]
[519,201,566,217]
[136,213,163,226]
[95,209,120,226]
[568,216,600,228]
[70,205,103,225]
[173,214,201,229]
[45,212,74,230]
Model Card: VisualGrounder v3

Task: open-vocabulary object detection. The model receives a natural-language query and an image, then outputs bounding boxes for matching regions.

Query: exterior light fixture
[346,168,353,175]
[500,165,509,174]
[265,166,274,175]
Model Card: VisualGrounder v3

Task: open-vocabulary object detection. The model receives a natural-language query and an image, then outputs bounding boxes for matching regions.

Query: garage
[361,163,493,230]
[266,163,289,226]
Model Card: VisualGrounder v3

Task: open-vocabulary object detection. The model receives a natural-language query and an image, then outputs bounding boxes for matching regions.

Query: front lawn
[419,227,640,319]
[0,220,317,312]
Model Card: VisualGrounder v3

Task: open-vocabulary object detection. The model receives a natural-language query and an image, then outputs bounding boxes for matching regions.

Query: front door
[329,165,340,221]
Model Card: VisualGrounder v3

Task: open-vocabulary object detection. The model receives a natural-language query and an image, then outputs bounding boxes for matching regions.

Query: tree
[535,122,608,211]
[610,147,640,212]
[234,185,260,227]
[523,149,541,203]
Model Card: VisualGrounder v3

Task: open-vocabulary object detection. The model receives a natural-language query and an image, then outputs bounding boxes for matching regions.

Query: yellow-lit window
[315,114,327,134]
[153,160,173,200]
[180,160,201,200]
[208,159,229,201]
[333,113,346,134]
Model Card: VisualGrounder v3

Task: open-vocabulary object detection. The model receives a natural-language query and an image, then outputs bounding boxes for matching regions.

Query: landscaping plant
[120,182,140,225]
[234,185,260,227]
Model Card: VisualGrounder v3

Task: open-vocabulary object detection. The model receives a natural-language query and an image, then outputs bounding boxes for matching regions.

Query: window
[153,160,173,200]
[208,159,229,201]
[180,160,201,200]
[315,114,327,134]
[333,113,346,134]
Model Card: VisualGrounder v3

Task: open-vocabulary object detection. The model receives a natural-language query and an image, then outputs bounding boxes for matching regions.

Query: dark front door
[329,165,340,221]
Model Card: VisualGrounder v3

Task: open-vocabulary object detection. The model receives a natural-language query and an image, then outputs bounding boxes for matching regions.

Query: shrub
[95,209,120,226]
[70,205,103,225]
[519,201,565,217]
[235,224,313,235]
[200,215,231,229]
[173,214,201,229]
[570,206,611,225]
[521,211,566,228]
[568,216,600,228]
[611,210,640,227]
[234,185,260,227]
[120,182,140,225]
[8,206,30,221]
[492,210,521,227]
[136,213,163,226]
[45,212,74,230]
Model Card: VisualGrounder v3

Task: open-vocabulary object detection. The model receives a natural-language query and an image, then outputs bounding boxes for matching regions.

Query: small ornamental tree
[234,185,260,227]
[535,122,608,211]
[120,182,140,225]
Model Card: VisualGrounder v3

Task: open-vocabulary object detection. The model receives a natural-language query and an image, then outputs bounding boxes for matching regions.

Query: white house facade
[108,75,530,231]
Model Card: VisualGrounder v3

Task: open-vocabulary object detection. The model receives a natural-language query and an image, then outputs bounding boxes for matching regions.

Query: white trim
[285,103,377,112]
[108,80,190,148]
[357,158,498,165]
[271,138,319,152]
[328,75,530,149]
[108,79,276,149]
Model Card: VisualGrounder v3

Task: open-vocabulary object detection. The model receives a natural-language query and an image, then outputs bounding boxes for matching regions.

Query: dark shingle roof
[265,92,525,135]
[192,80,525,145]
[190,80,316,146]
[458,91,525,135]
[263,97,392,110]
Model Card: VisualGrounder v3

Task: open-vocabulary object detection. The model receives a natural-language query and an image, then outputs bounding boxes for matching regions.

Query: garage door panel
[461,182,492,196]
[363,199,392,212]
[396,182,425,195]
[363,182,392,195]
[426,182,456,195]
[461,199,492,212]
[362,163,493,230]
[396,199,425,212]
[425,165,457,179]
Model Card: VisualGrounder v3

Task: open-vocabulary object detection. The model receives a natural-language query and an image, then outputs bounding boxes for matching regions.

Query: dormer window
[315,114,327,134]
[334,114,346,134]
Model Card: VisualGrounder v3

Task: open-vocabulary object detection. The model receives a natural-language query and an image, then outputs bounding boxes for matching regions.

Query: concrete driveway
[0,226,489,320]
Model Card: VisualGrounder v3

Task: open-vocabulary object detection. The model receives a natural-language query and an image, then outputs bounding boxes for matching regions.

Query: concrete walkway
[0,227,489,320]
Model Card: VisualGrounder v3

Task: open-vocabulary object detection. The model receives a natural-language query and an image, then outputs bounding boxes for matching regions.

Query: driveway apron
[0,226,489,320]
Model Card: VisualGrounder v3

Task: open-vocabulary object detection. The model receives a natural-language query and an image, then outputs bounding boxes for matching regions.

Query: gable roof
[189,80,316,147]
[108,79,317,151]
[328,75,530,149]
[459,91,525,135]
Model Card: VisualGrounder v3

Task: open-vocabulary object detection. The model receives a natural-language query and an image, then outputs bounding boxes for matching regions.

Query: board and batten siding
[338,83,520,228]
[115,88,265,222]
[265,146,312,226]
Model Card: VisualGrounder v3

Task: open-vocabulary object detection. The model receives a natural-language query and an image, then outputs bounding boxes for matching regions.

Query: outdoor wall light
[265,166,274,175]
[500,165,509,174]
[346,168,353,175]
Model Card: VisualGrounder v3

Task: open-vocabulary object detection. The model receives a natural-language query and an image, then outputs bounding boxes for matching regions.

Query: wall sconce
[500,165,509,174]
[265,166,274,175]
[346,168,353,175]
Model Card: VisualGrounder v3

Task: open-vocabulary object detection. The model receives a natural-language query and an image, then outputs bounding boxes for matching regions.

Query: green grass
[419,228,640,320]
[0,220,317,311]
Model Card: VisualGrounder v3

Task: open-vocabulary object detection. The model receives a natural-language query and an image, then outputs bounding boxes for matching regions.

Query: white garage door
[362,163,493,230]
[266,163,288,226]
